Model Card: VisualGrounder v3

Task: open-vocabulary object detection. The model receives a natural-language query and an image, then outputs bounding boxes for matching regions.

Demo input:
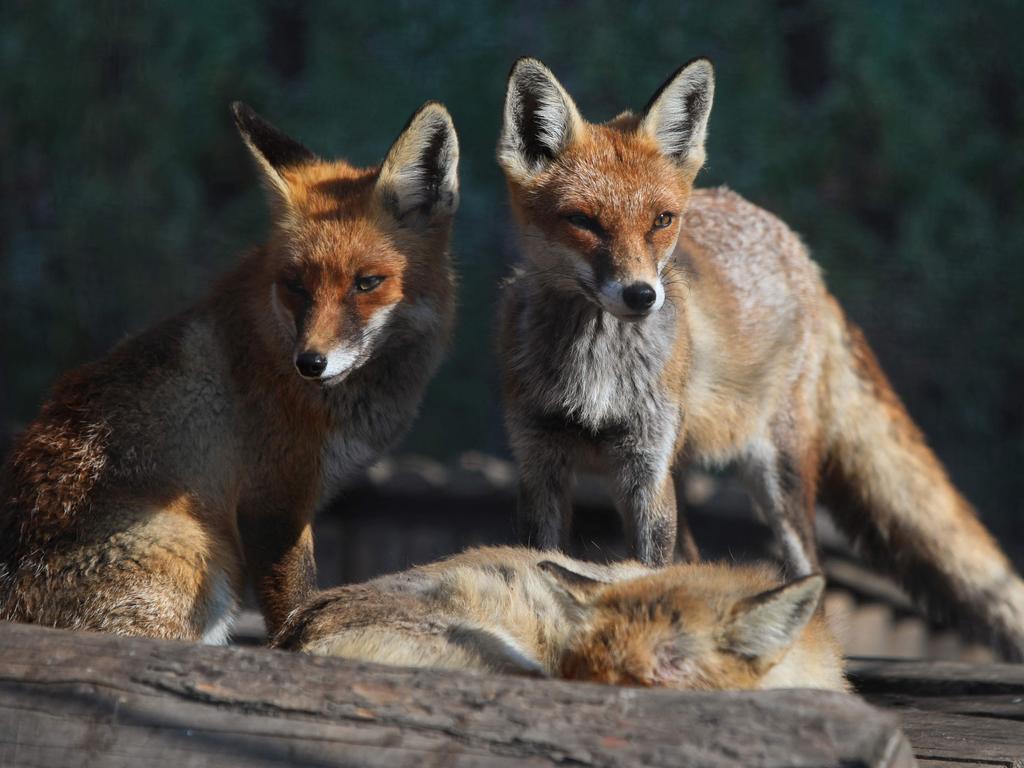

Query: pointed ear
[498,57,583,179]
[376,101,459,228]
[639,58,715,182]
[231,102,315,208]
[723,575,824,659]
[537,560,606,604]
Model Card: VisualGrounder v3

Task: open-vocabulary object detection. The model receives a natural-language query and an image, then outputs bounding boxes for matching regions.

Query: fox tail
[819,300,1024,660]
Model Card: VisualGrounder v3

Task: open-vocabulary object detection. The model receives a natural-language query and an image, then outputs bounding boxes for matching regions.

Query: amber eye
[355,275,385,292]
[653,212,674,229]
[281,276,308,297]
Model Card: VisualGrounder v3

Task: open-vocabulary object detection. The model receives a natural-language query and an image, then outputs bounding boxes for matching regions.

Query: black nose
[295,352,328,379]
[622,282,657,311]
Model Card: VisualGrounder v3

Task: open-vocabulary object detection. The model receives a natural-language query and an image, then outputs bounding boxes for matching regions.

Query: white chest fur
[512,294,679,432]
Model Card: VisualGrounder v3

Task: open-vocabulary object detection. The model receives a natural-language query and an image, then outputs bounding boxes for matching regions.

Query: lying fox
[0,101,458,641]
[497,57,1024,658]
[274,546,847,691]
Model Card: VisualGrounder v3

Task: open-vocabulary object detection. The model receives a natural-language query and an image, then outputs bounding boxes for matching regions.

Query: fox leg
[612,475,698,562]
[238,499,317,638]
[674,483,701,563]
[607,436,681,566]
[511,423,575,551]
[741,434,821,578]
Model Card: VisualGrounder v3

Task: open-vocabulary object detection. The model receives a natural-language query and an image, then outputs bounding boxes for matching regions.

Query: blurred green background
[1,1,1021,556]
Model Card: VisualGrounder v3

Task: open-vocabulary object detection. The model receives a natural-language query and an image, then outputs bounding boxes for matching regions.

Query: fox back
[274,546,847,692]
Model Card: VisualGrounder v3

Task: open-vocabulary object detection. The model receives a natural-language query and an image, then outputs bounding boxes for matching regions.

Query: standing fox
[497,57,1024,658]
[0,101,458,641]
[274,546,847,692]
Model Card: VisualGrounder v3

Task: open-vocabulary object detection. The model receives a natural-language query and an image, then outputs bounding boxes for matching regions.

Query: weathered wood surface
[849,658,1024,767]
[0,622,913,768]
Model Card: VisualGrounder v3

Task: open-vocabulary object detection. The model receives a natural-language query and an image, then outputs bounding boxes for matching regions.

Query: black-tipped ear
[537,560,606,604]
[639,58,714,181]
[498,57,583,179]
[724,574,825,659]
[231,101,315,205]
[376,101,459,227]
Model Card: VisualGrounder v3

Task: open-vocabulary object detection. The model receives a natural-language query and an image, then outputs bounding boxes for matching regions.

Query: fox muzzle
[295,351,328,379]
[597,278,665,320]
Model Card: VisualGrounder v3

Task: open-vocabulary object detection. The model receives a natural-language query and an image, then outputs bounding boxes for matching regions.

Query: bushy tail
[819,301,1024,660]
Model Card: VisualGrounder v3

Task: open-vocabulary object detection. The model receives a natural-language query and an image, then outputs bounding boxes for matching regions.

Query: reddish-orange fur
[0,102,458,640]
[274,547,847,691]
[556,565,845,691]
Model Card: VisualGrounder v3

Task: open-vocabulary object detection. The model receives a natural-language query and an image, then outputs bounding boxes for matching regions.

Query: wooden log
[849,658,1024,767]
[0,621,913,767]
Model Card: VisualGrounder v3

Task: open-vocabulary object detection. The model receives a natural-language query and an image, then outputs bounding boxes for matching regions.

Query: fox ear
[723,575,824,659]
[537,560,606,604]
[377,101,459,227]
[639,58,715,182]
[232,101,315,208]
[498,57,583,179]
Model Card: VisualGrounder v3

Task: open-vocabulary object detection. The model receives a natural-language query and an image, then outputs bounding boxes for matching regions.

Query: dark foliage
[1,1,1020,554]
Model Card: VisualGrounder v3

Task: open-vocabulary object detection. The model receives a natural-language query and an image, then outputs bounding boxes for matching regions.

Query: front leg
[510,420,576,551]
[237,499,317,638]
[607,436,684,566]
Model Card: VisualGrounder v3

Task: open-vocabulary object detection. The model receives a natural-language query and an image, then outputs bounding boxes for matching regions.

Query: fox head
[538,561,825,691]
[233,100,458,385]
[498,57,713,321]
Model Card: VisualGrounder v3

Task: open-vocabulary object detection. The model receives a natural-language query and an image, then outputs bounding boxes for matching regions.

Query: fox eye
[355,275,385,293]
[653,212,674,229]
[566,212,602,234]
[281,276,308,297]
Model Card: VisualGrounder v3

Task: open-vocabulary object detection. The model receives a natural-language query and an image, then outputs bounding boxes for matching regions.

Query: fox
[273,546,847,692]
[0,100,458,641]
[496,56,1024,660]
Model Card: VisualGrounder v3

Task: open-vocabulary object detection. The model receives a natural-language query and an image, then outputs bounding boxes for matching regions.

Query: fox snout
[292,328,376,385]
[293,332,372,384]
[294,351,328,379]
[598,277,665,320]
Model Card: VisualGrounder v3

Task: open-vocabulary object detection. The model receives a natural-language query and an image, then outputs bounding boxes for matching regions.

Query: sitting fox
[273,546,847,691]
[496,57,1024,659]
[0,101,458,641]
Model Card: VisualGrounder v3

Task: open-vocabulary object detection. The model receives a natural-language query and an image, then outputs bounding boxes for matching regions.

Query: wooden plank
[849,658,1024,767]
[848,658,1024,692]
[851,656,1024,718]
[0,621,913,767]
[893,710,1023,764]
[864,692,1024,719]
